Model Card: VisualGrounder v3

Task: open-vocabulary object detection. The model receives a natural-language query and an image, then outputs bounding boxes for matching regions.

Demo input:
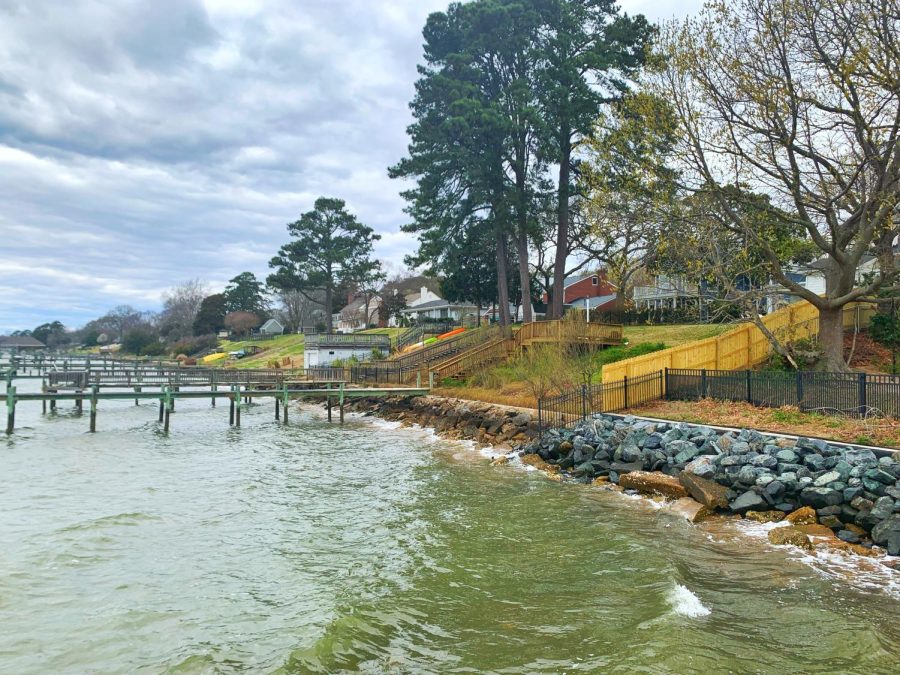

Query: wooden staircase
[425,320,624,383]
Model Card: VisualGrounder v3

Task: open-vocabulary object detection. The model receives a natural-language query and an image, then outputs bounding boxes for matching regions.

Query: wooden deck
[1,383,429,434]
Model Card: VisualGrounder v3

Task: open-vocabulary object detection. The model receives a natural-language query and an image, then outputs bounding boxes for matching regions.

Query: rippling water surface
[2,381,899,673]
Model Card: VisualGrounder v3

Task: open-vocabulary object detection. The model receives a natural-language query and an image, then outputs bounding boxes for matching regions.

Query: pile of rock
[520,415,900,555]
[345,395,538,447]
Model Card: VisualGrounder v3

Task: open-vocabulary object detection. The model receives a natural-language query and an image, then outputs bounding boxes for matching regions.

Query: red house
[543,272,617,309]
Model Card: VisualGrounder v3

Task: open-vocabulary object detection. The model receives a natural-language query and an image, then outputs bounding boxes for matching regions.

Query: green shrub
[140,342,167,356]
[121,328,158,354]
[870,313,900,347]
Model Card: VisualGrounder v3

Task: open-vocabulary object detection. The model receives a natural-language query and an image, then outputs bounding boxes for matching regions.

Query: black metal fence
[537,371,664,434]
[349,364,403,385]
[536,367,900,434]
[665,368,900,418]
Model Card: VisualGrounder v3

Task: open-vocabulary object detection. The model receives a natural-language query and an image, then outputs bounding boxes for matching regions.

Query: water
[2,381,899,673]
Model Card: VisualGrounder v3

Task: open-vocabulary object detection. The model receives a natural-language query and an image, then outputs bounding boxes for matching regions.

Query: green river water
[1,381,899,674]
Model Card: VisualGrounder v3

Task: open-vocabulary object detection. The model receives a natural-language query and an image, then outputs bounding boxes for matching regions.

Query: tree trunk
[495,230,512,331]
[818,306,848,372]
[324,286,333,333]
[516,227,532,323]
[514,158,533,324]
[550,141,571,319]
[874,230,897,314]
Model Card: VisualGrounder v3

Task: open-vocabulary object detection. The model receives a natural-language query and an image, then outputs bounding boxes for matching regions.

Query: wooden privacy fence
[601,300,877,382]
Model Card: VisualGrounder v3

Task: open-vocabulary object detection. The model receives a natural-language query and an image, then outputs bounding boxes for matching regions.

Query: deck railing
[305,333,391,349]
[516,320,623,345]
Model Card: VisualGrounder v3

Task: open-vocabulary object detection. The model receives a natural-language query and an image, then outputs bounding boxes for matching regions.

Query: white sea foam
[668,583,711,618]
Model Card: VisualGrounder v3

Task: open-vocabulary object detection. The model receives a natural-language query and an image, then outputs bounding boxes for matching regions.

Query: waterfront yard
[216,334,305,369]
[622,323,731,346]
[631,398,900,449]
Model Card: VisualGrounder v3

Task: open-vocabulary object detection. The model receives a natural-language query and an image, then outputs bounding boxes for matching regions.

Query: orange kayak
[437,327,466,340]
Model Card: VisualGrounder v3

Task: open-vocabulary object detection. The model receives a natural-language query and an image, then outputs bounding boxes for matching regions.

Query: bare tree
[160,279,207,340]
[276,289,325,333]
[654,0,900,370]
[224,312,260,338]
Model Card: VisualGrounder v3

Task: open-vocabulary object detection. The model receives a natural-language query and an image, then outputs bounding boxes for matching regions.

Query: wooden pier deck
[1,383,429,434]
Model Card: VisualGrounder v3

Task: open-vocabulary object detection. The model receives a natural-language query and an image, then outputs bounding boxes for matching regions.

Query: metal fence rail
[393,327,424,353]
[665,368,900,418]
[305,333,391,348]
[537,372,664,434]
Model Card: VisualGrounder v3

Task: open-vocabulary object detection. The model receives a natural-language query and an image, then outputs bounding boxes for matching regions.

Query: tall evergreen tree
[391,0,538,329]
[224,272,268,316]
[536,0,653,318]
[268,197,382,333]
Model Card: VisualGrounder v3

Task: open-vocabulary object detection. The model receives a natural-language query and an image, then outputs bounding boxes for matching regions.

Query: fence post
[581,384,588,421]
[537,398,543,435]
[701,369,708,399]
[858,372,867,416]
[658,370,664,401]
[623,375,629,410]
[746,370,752,404]
[796,370,803,405]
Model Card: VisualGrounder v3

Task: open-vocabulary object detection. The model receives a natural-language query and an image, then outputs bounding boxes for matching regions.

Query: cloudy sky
[0,0,701,333]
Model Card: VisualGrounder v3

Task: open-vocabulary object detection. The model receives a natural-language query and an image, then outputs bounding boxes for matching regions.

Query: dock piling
[6,385,15,434]
[162,386,175,433]
[339,382,345,424]
[235,386,242,427]
[89,386,98,432]
[282,386,289,425]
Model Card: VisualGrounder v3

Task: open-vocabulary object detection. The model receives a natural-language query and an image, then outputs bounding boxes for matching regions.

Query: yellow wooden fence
[601,300,877,384]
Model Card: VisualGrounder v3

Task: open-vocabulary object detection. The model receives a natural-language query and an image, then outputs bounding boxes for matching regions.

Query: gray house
[258,318,285,336]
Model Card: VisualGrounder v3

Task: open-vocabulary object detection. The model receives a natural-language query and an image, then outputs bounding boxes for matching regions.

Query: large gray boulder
[731,491,767,514]
[871,514,900,556]
[680,472,730,509]
[799,487,843,509]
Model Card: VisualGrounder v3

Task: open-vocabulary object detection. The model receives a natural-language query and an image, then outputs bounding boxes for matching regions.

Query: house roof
[564,273,601,288]
[0,335,46,348]
[400,299,476,312]
[568,294,617,309]
[260,318,283,330]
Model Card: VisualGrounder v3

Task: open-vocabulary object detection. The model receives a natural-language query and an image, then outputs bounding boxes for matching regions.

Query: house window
[591,276,598,286]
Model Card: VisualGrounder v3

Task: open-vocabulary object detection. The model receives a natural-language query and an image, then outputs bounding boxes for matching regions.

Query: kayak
[437,327,466,340]
[424,337,438,345]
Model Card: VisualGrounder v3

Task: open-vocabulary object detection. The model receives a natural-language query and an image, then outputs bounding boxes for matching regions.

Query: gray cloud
[0,0,699,333]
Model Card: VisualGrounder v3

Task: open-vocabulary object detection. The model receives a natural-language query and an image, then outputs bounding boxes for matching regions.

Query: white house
[400,297,479,325]
[336,295,380,333]
[303,333,391,368]
[764,252,894,312]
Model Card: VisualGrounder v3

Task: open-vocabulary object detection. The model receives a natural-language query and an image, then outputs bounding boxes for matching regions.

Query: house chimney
[421,285,428,300]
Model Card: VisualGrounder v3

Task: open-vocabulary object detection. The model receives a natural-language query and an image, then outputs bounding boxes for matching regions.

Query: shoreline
[341,394,900,580]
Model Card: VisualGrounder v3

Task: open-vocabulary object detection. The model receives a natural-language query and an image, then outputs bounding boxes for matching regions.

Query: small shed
[259,318,285,336]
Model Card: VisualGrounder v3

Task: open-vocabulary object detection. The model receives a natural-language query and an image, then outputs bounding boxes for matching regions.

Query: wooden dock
[1,382,430,435]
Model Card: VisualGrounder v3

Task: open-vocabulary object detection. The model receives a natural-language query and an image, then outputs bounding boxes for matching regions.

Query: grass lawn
[217,334,305,369]
[622,323,731,347]
[632,398,900,449]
